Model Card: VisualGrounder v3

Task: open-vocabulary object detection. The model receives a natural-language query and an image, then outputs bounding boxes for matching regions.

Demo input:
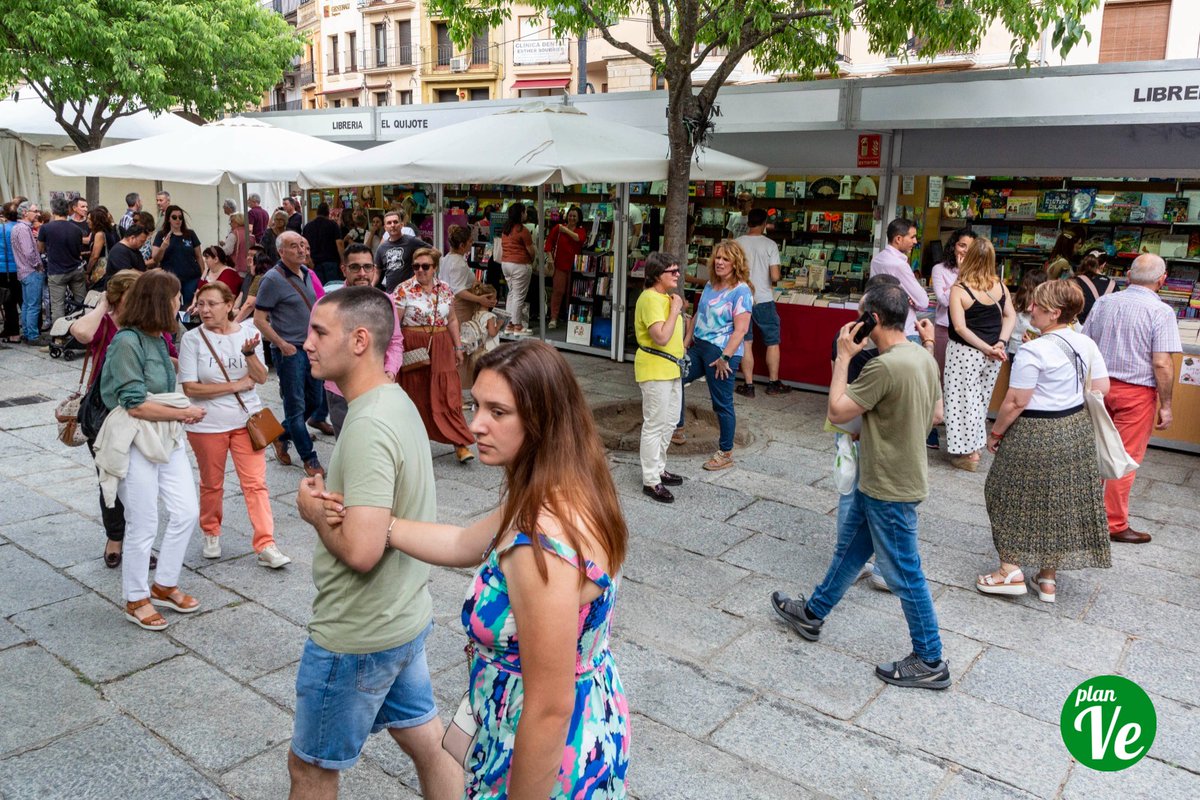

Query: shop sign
[325,1,351,15]
[513,38,570,66]
[265,111,374,140]
[857,134,881,168]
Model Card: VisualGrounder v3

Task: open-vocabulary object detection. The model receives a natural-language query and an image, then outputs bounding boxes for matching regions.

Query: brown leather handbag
[197,328,284,451]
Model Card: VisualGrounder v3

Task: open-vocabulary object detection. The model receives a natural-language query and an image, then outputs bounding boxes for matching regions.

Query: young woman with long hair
[152,205,203,307]
[320,339,630,798]
[944,238,1016,471]
[499,203,536,333]
[930,228,977,375]
[1009,268,1048,357]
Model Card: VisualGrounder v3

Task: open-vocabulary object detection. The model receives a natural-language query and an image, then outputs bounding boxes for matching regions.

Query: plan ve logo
[1060,676,1156,771]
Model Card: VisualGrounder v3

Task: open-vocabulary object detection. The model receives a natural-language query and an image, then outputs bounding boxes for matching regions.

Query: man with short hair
[868,218,928,339]
[247,193,269,244]
[284,197,304,233]
[727,191,754,239]
[1082,253,1181,544]
[37,196,86,326]
[118,193,141,237]
[374,211,424,291]
[772,283,949,690]
[302,202,343,285]
[155,191,171,220]
[291,286,460,800]
[735,207,790,397]
[68,196,90,236]
[323,244,405,435]
[103,225,150,280]
[254,231,326,477]
[12,200,46,344]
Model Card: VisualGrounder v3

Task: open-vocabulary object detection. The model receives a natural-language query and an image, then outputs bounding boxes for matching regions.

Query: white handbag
[1049,335,1139,480]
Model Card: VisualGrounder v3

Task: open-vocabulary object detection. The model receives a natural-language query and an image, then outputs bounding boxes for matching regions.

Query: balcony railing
[419,43,501,77]
[298,61,316,86]
[262,99,303,112]
[362,45,414,70]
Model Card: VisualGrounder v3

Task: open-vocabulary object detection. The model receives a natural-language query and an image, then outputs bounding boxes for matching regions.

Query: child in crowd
[459,282,501,361]
[1009,269,1048,356]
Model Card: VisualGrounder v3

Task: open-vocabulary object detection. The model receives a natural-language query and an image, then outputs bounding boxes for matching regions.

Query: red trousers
[1102,380,1158,533]
[187,428,275,552]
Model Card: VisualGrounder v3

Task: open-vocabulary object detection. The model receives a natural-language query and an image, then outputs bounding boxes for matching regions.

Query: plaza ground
[0,342,1197,799]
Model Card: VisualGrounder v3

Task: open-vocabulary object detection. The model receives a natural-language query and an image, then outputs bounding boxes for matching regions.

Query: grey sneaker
[868,563,890,592]
[770,591,823,641]
[257,544,292,569]
[875,653,951,690]
[202,536,221,559]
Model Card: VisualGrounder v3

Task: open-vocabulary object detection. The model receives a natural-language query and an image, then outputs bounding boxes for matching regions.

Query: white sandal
[1029,575,1057,603]
[976,568,1027,596]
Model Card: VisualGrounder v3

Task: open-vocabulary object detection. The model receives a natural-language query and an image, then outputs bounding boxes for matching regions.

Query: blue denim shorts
[744,301,781,345]
[291,622,437,770]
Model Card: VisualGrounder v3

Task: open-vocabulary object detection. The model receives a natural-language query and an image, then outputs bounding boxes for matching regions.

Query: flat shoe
[307,418,335,436]
[670,430,686,445]
[642,484,674,503]
[660,471,684,486]
[104,547,121,569]
[272,439,292,466]
[1109,528,1151,544]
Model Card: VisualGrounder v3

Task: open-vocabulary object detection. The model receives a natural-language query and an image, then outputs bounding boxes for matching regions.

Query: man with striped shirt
[1082,254,1181,544]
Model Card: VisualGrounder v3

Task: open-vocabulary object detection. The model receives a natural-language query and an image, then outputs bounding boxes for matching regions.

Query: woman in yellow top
[634,252,686,502]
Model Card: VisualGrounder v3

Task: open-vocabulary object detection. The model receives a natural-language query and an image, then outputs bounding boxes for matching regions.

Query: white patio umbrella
[298,102,767,188]
[47,116,357,184]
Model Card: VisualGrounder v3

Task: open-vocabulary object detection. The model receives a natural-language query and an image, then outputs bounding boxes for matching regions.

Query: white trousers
[944,340,1002,456]
[502,262,532,328]
[639,378,682,487]
[116,445,199,602]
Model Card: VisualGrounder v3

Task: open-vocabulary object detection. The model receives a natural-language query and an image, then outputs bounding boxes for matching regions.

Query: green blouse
[100,329,176,410]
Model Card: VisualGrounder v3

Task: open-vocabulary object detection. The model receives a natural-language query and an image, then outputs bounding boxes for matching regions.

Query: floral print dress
[462,532,629,799]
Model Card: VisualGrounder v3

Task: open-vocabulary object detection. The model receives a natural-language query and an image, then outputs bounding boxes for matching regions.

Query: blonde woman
[944,238,1016,471]
[682,240,753,471]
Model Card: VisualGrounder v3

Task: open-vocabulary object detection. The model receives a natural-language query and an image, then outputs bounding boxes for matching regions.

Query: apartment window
[327,34,339,74]
[436,88,460,103]
[469,87,489,101]
[333,99,342,108]
[350,98,360,106]
[654,74,666,90]
[374,23,387,67]
[398,90,413,105]
[375,91,388,106]
[348,32,357,72]
[436,23,452,66]
[472,33,489,65]
[1099,0,1171,63]
[396,20,412,64]
[519,16,541,39]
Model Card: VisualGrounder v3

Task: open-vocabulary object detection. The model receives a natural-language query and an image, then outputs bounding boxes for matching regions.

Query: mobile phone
[852,310,877,344]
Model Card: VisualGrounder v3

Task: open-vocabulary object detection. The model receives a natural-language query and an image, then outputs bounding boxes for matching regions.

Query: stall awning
[511,78,570,90]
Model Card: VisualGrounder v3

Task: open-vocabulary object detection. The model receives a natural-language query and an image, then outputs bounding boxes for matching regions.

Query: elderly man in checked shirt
[1082,253,1181,544]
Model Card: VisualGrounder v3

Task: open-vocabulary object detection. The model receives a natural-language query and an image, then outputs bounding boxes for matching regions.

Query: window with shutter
[1099,0,1172,63]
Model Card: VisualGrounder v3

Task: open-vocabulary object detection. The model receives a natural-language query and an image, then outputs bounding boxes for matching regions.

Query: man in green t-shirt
[292,286,460,799]
[771,284,951,691]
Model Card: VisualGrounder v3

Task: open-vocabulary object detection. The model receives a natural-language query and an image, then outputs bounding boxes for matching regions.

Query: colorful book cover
[978,189,1009,219]
[1068,189,1097,222]
[970,224,992,242]
[1113,226,1143,255]
[1005,194,1039,220]
[841,213,858,234]
[1141,193,1171,223]
[1081,229,1113,255]
[1037,190,1072,221]
[1164,197,1190,223]
[1189,232,1200,258]
[1160,234,1189,258]
[991,226,1009,248]
[1019,227,1037,247]
[1033,227,1059,250]
[1140,228,1165,254]
[1091,194,1117,222]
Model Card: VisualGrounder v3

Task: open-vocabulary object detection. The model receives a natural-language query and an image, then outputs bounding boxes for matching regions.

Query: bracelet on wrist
[384,517,397,554]
[989,431,1004,439]
[921,339,934,346]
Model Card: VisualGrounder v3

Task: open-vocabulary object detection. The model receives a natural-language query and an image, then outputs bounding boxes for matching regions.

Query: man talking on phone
[771,283,949,690]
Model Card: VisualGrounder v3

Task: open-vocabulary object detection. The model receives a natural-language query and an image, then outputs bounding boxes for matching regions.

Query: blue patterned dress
[461,532,629,799]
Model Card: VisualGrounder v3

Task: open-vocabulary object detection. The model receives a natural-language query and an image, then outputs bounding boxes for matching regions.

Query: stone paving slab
[622,536,750,605]
[0,617,31,651]
[196,552,315,626]
[1084,587,1200,653]
[223,741,423,800]
[165,602,306,681]
[66,557,241,616]
[619,496,753,558]
[0,543,87,616]
[0,645,114,757]
[1061,755,1197,799]
[1119,638,1200,706]
[1,511,113,569]
[956,646,1089,725]
[614,581,750,664]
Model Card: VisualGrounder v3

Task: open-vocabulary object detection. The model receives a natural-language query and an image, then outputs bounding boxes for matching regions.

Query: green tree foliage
[0,0,302,153]
[429,0,1098,254]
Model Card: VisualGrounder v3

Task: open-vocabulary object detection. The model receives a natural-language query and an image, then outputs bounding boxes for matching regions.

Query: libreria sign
[1133,84,1200,103]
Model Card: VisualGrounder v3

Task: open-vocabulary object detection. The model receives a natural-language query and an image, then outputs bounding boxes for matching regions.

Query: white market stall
[299,102,767,359]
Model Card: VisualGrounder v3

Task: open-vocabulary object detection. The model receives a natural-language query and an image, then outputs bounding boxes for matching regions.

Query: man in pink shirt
[867,219,929,339]
[325,243,404,435]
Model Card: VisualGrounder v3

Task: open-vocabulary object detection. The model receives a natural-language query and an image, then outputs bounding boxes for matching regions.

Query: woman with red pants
[546,205,586,329]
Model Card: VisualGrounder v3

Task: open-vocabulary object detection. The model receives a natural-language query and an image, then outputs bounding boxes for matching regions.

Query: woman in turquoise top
[100,270,207,632]
[682,240,753,471]
[320,339,630,799]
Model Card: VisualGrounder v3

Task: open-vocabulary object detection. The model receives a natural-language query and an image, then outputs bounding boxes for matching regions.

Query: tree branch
[646,0,677,53]
[576,0,657,67]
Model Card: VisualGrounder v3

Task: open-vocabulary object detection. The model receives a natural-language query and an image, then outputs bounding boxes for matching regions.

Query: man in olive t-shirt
[293,286,460,799]
[771,284,950,691]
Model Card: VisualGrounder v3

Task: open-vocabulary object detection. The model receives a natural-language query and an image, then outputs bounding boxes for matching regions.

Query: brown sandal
[150,583,201,614]
[125,598,168,630]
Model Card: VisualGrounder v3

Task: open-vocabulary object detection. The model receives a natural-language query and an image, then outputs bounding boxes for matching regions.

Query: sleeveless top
[949,283,1006,346]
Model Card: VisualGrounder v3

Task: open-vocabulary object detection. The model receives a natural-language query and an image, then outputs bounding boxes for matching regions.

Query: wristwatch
[720,353,731,363]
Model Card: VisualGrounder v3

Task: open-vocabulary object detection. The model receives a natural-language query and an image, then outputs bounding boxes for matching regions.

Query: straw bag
[54,350,92,447]
[1049,335,1139,480]
[197,328,283,451]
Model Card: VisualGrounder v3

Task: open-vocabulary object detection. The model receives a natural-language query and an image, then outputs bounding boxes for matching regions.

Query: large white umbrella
[47,116,357,185]
[298,102,767,188]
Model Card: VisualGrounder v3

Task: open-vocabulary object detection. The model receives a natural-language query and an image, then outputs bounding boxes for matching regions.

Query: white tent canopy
[298,103,767,188]
[47,116,357,185]
[0,94,198,148]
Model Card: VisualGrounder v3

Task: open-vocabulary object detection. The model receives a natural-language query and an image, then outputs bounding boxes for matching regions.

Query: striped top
[1082,285,1181,387]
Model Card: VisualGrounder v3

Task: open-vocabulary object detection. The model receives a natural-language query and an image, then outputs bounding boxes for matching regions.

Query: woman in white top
[179,282,291,569]
[931,228,976,374]
[978,280,1111,603]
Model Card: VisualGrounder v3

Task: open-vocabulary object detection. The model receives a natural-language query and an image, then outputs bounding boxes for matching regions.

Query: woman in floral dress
[324,339,630,798]
[393,247,476,463]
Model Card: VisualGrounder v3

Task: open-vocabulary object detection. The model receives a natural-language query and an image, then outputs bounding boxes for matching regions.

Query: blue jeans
[808,487,943,663]
[272,345,323,463]
[682,338,741,452]
[19,272,43,341]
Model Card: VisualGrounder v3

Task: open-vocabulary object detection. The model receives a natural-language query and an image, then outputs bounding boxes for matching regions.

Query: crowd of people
[0,190,1187,797]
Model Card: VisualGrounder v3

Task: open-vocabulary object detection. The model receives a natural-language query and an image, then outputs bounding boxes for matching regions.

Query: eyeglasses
[663,267,681,275]
[344,263,374,273]
[412,263,435,272]
[170,215,182,220]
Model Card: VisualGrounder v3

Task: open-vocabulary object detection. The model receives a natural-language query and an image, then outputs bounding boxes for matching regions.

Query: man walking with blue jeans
[771,283,950,689]
[254,231,325,477]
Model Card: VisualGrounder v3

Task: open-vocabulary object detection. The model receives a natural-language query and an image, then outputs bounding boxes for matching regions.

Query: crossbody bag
[196,327,284,451]
[638,344,691,379]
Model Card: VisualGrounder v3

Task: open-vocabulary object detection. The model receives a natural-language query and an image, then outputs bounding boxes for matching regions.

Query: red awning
[511,78,571,90]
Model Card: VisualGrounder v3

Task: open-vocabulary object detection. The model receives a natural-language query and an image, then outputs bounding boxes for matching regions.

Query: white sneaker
[202,536,221,559]
[548,319,558,330]
[257,544,292,569]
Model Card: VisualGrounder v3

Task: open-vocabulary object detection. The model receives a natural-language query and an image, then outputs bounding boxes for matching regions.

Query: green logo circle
[1061,675,1156,771]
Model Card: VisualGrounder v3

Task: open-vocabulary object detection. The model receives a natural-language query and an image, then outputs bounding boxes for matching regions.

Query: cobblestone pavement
[1,342,1198,799]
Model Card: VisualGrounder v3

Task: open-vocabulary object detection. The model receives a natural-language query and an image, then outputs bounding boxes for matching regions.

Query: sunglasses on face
[170,215,182,220]
[412,263,435,272]
[663,267,681,275]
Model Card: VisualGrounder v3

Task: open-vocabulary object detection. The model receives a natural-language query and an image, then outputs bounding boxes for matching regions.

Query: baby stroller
[47,289,102,361]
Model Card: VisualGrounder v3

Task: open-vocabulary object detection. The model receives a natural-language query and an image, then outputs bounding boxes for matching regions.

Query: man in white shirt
[868,218,929,339]
[735,208,790,397]
[726,191,754,240]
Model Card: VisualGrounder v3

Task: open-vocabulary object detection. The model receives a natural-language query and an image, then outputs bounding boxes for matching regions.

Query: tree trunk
[662,78,697,262]
[81,130,107,205]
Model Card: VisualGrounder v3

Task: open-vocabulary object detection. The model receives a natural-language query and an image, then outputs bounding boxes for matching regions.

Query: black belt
[1020,404,1084,419]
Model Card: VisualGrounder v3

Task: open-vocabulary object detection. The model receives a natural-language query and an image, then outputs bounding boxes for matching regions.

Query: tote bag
[1049,335,1139,480]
